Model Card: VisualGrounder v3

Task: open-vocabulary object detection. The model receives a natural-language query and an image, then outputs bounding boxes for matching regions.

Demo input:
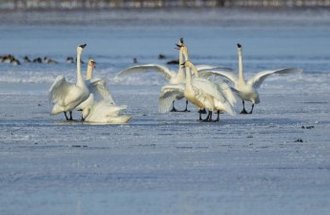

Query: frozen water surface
[0,9,330,215]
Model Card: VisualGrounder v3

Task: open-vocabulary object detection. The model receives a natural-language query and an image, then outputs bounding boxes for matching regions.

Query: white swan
[49,44,89,120]
[182,60,235,122]
[201,43,303,114]
[78,59,131,124]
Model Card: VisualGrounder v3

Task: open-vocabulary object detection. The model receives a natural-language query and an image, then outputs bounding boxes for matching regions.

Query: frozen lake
[0,9,330,214]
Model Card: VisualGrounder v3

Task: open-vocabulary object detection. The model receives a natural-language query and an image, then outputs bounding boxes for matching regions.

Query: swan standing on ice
[181,60,235,122]
[49,44,89,120]
[78,59,131,124]
[201,43,303,114]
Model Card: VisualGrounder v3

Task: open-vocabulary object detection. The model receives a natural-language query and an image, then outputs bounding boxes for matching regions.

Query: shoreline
[1,7,330,26]
[1,0,330,10]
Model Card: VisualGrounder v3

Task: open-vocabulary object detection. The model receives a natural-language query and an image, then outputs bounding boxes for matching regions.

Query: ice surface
[0,9,330,215]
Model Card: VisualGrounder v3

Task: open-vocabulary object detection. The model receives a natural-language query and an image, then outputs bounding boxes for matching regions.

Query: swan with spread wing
[49,44,89,120]
[78,59,131,124]
[200,43,303,114]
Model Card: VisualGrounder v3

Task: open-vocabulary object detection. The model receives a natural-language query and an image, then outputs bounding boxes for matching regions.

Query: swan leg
[203,110,212,122]
[69,111,73,121]
[214,111,220,122]
[208,111,213,121]
[64,112,69,120]
[240,100,248,114]
[199,109,208,121]
[172,100,191,112]
[170,101,177,112]
[249,104,255,114]
[182,100,190,112]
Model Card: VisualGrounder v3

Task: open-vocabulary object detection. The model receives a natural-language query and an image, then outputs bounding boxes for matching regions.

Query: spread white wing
[87,78,115,104]
[248,68,303,89]
[198,68,237,84]
[48,75,74,104]
[115,64,176,81]
[158,84,185,113]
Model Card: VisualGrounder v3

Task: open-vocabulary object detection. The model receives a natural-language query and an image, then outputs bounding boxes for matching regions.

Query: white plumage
[79,59,131,124]
[49,44,89,120]
[182,60,236,121]
[115,38,219,113]
[200,43,303,114]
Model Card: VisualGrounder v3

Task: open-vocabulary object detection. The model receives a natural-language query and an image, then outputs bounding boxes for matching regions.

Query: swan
[77,59,131,124]
[49,44,89,120]
[201,43,303,114]
[182,60,235,122]
[115,38,218,112]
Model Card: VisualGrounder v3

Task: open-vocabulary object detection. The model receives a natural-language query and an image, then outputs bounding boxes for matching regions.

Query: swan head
[175,37,185,50]
[86,59,96,80]
[88,58,96,68]
[77,43,87,54]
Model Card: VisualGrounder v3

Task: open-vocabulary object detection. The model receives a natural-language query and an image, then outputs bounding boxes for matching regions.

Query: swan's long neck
[86,64,94,80]
[189,62,199,77]
[182,47,189,62]
[185,65,192,86]
[76,49,85,86]
[237,46,245,82]
[177,47,187,81]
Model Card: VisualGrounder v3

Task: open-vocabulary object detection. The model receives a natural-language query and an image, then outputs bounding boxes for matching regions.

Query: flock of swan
[48,39,302,124]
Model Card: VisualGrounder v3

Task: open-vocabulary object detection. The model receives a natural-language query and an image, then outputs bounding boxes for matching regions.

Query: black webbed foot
[240,109,248,114]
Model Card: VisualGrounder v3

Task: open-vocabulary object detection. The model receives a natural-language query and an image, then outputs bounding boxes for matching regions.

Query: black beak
[79,44,87,49]
[175,43,182,50]
[180,38,184,44]
[237,43,241,48]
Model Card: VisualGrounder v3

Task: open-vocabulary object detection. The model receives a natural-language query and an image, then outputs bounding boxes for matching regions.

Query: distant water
[0,8,329,85]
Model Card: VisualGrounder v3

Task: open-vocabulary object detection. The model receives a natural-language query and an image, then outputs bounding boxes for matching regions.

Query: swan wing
[248,68,303,89]
[158,84,185,113]
[216,81,237,106]
[85,100,130,123]
[48,75,73,104]
[193,78,236,115]
[192,78,225,102]
[115,64,175,81]
[198,68,237,83]
[195,64,218,71]
[88,78,115,104]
